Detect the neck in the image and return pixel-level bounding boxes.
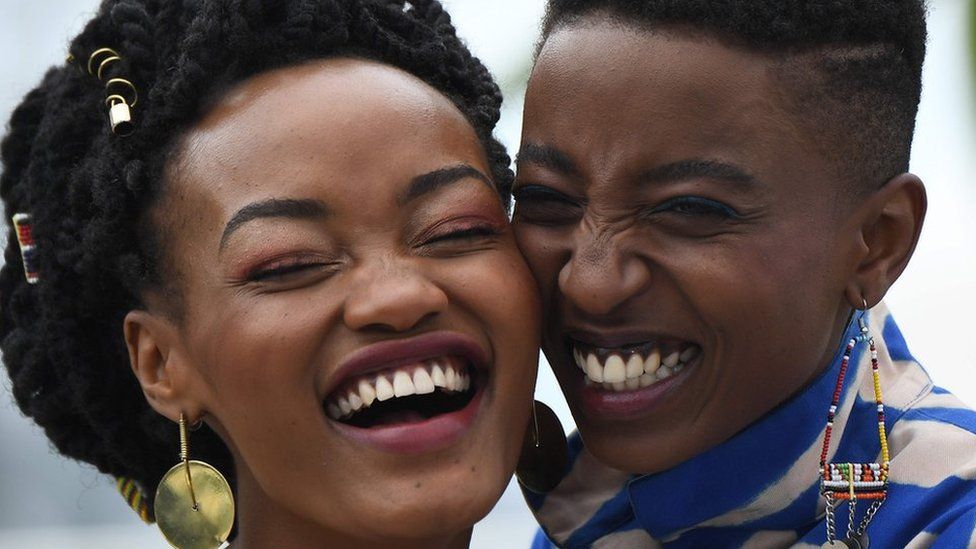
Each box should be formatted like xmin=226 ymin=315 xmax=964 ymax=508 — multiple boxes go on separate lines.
xmin=229 ymin=467 xmax=472 ymax=549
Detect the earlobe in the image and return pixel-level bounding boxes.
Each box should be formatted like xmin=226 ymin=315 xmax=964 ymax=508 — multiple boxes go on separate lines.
xmin=123 ymin=310 xmax=203 ymax=422
xmin=845 ymin=173 xmax=927 ymax=308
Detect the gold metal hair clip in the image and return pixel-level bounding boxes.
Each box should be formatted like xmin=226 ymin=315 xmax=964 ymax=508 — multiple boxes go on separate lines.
xmin=86 ymin=47 xmax=139 ymax=136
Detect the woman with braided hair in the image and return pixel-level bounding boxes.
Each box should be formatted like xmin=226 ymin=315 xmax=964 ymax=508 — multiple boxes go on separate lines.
xmin=0 ymin=0 xmax=542 ymax=547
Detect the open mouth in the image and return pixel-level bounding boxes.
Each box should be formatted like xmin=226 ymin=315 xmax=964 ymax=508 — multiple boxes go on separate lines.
xmin=570 ymin=340 xmax=701 ymax=392
xmin=324 ymin=356 xmax=478 ymax=428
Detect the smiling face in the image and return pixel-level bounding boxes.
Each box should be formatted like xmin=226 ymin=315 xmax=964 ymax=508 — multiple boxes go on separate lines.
xmin=512 ymin=22 xmax=863 ymax=474
xmin=137 ymin=59 xmax=539 ymax=546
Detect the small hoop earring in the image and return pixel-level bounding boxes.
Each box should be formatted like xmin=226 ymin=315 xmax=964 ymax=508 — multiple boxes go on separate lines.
xmin=516 ymin=400 xmax=569 ymax=493
xmin=154 ymin=414 xmax=235 ymax=549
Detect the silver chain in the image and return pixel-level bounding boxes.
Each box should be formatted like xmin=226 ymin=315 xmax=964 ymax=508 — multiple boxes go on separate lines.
xmin=826 ymin=493 xmax=882 ymax=543
xmin=855 ymin=499 xmax=884 ymax=537
xmin=824 ymin=494 xmax=837 ymax=543
xmin=847 ymin=498 xmax=857 ymax=539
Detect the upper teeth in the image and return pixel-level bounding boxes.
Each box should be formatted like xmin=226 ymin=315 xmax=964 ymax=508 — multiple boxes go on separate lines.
xmin=573 ymin=344 xmax=699 ymax=391
xmin=326 ymin=358 xmax=471 ymax=420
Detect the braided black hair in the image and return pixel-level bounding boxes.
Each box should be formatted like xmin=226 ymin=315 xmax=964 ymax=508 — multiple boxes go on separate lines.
xmin=541 ymin=0 xmax=928 ymax=192
xmin=0 ymin=0 xmax=511 ymax=521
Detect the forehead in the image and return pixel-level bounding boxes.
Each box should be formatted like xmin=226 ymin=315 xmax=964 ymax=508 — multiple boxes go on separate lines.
xmin=170 ymin=57 xmax=487 ymax=215
xmin=525 ymin=21 xmax=810 ymax=180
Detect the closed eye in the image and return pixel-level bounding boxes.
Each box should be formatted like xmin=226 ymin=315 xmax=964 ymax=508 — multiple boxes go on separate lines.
xmin=247 ymin=259 xmax=332 ymax=282
xmin=424 ymin=225 xmax=501 ymax=246
xmin=512 ymin=184 xmax=582 ymax=225
xmin=647 ymin=196 xmax=740 ymax=219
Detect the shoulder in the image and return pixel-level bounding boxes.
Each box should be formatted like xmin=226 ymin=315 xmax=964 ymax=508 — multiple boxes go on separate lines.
xmin=881 ymin=386 xmax=976 ymax=546
xmin=888 ymin=386 xmax=976 ymax=487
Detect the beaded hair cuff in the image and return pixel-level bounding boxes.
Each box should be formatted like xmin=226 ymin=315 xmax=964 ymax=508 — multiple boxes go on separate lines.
xmin=12 ymin=214 xmax=39 ymax=284
xmin=116 ymin=476 xmax=153 ymax=524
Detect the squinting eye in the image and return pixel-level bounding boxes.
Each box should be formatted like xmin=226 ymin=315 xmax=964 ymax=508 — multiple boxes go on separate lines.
xmin=248 ymin=259 xmax=328 ymax=282
xmin=650 ymin=196 xmax=739 ymax=218
xmin=512 ymin=184 xmax=582 ymax=225
xmin=424 ymin=225 xmax=500 ymax=246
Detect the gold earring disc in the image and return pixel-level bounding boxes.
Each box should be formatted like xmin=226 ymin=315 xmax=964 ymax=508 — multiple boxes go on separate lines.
xmin=155 ymin=460 xmax=234 ymax=549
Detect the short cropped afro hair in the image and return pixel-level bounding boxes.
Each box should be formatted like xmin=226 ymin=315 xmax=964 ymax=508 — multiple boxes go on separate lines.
xmin=1 ymin=0 xmax=510 ymax=522
xmin=541 ymin=0 xmax=928 ymax=192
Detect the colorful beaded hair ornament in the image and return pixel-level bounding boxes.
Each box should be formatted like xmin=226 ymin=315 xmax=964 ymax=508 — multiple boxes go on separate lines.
xmin=12 ymin=214 xmax=39 ymax=284
xmin=818 ymin=304 xmax=889 ymax=549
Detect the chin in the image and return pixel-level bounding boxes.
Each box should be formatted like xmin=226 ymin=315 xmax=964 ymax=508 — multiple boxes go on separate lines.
xmin=573 ymin=410 xmax=708 ymax=475
xmin=359 ymin=479 xmax=498 ymax=541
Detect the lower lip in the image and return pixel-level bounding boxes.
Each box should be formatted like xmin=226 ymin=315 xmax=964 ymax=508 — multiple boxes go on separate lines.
xmin=577 ymin=361 xmax=695 ymax=421
xmin=330 ymin=380 xmax=486 ymax=454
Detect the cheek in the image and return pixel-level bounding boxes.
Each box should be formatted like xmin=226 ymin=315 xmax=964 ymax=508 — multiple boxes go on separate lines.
xmin=512 ymin=224 xmax=566 ymax=308
xmin=449 ymin=245 xmax=540 ymax=337
xmin=183 ymin=292 xmax=330 ymax=447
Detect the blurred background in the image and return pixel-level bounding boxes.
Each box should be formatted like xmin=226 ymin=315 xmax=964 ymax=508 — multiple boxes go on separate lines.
xmin=0 ymin=0 xmax=974 ymax=547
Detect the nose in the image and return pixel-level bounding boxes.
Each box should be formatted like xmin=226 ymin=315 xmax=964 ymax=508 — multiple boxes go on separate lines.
xmin=343 ymin=258 xmax=449 ymax=332
xmin=558 ymin=232 xmax=651 ymax=316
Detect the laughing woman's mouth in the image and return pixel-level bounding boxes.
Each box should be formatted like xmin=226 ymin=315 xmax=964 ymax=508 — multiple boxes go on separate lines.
xmin=324 ymin=332 xmax=490 ymax=454
xmin=567 ymin=338 xmax=701 ymax=419
xmin=324 ymin=356 xmax=477 ymax=427
xmin=572 ymin=340 xmax=701 ymax=391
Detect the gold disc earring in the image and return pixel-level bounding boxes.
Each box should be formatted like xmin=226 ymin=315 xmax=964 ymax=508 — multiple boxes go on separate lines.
xmin=155 ymin=414 xmax=235 ymax=549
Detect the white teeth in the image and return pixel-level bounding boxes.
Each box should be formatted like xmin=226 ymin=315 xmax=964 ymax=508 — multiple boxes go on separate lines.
xmin=431 ymin=364 xmax=447 ymax=388
xmin=644 ymin=349 xmax=661 ymax=375
xmin=326 ymin=358 xmax=474 ymax=421
xmin=585 ymin=354 xmax=604 ymax=382
xmin=375 ymin=375 xmax=395 ymax=401
xmin=574 ymin=340 xmax=699 ymax=393
xmin=328 ymin=402 xmax=342 ymax=419
xmin=573 ymin=349 xmax=585 ymax=370
xmin=393 ymin=371 xmax=416 ymax=397
xmin=639 ymin=373 xmax=656 ymax=387
xmin=603 ymin=355 xmax=626 ymax=383
xmin=358 ymin=379 xmax=376 ymax=407
xmin=347 ymin=391 xmax=363 ymax=412
xmin=413 ymin=368 xmax=435 ymax=394
xmin=625 ymin=354 xmax=644 ymax=379
xmin=338 ymin=395 xmax=352 ymax=416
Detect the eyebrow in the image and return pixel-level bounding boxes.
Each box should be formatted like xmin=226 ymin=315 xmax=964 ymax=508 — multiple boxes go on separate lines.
xmin=515 ymin=142 xmax=581 ymax=178
xmin=398 ymin=164 xmax=495 ymax=205
xmin=637 ymin=159 xmax=756 ymax=186
xmin=219 ymin=198 xmax=329 ymax=250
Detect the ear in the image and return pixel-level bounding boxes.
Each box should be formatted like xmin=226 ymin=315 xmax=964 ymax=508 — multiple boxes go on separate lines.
xmin=844 ymin=173 xmax=927 ymax=308
xmin=124 ymin=310 xmax=206 ymax=422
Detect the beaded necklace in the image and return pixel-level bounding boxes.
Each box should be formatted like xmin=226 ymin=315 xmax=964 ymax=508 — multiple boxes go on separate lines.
xmin=819 ymin=312 xmax=889 ymax=549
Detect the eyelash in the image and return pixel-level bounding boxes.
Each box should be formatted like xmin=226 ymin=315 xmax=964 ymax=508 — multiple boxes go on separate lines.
xmin=647 ymin=196 xmax=740 ymax=219
xmin=513 ymin=184 xmax=578 ymax=204
xmin=424 ymin=224 xmax=501 ymax=246
xmin=511 ymin=185 xmax=582 ymax=225
xmin=247 ymin=257 xmax=328 ymax=282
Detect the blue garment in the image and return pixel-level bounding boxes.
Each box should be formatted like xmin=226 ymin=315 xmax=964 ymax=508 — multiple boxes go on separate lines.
xmin=525 ymin=305 xmax=976 ymax=548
